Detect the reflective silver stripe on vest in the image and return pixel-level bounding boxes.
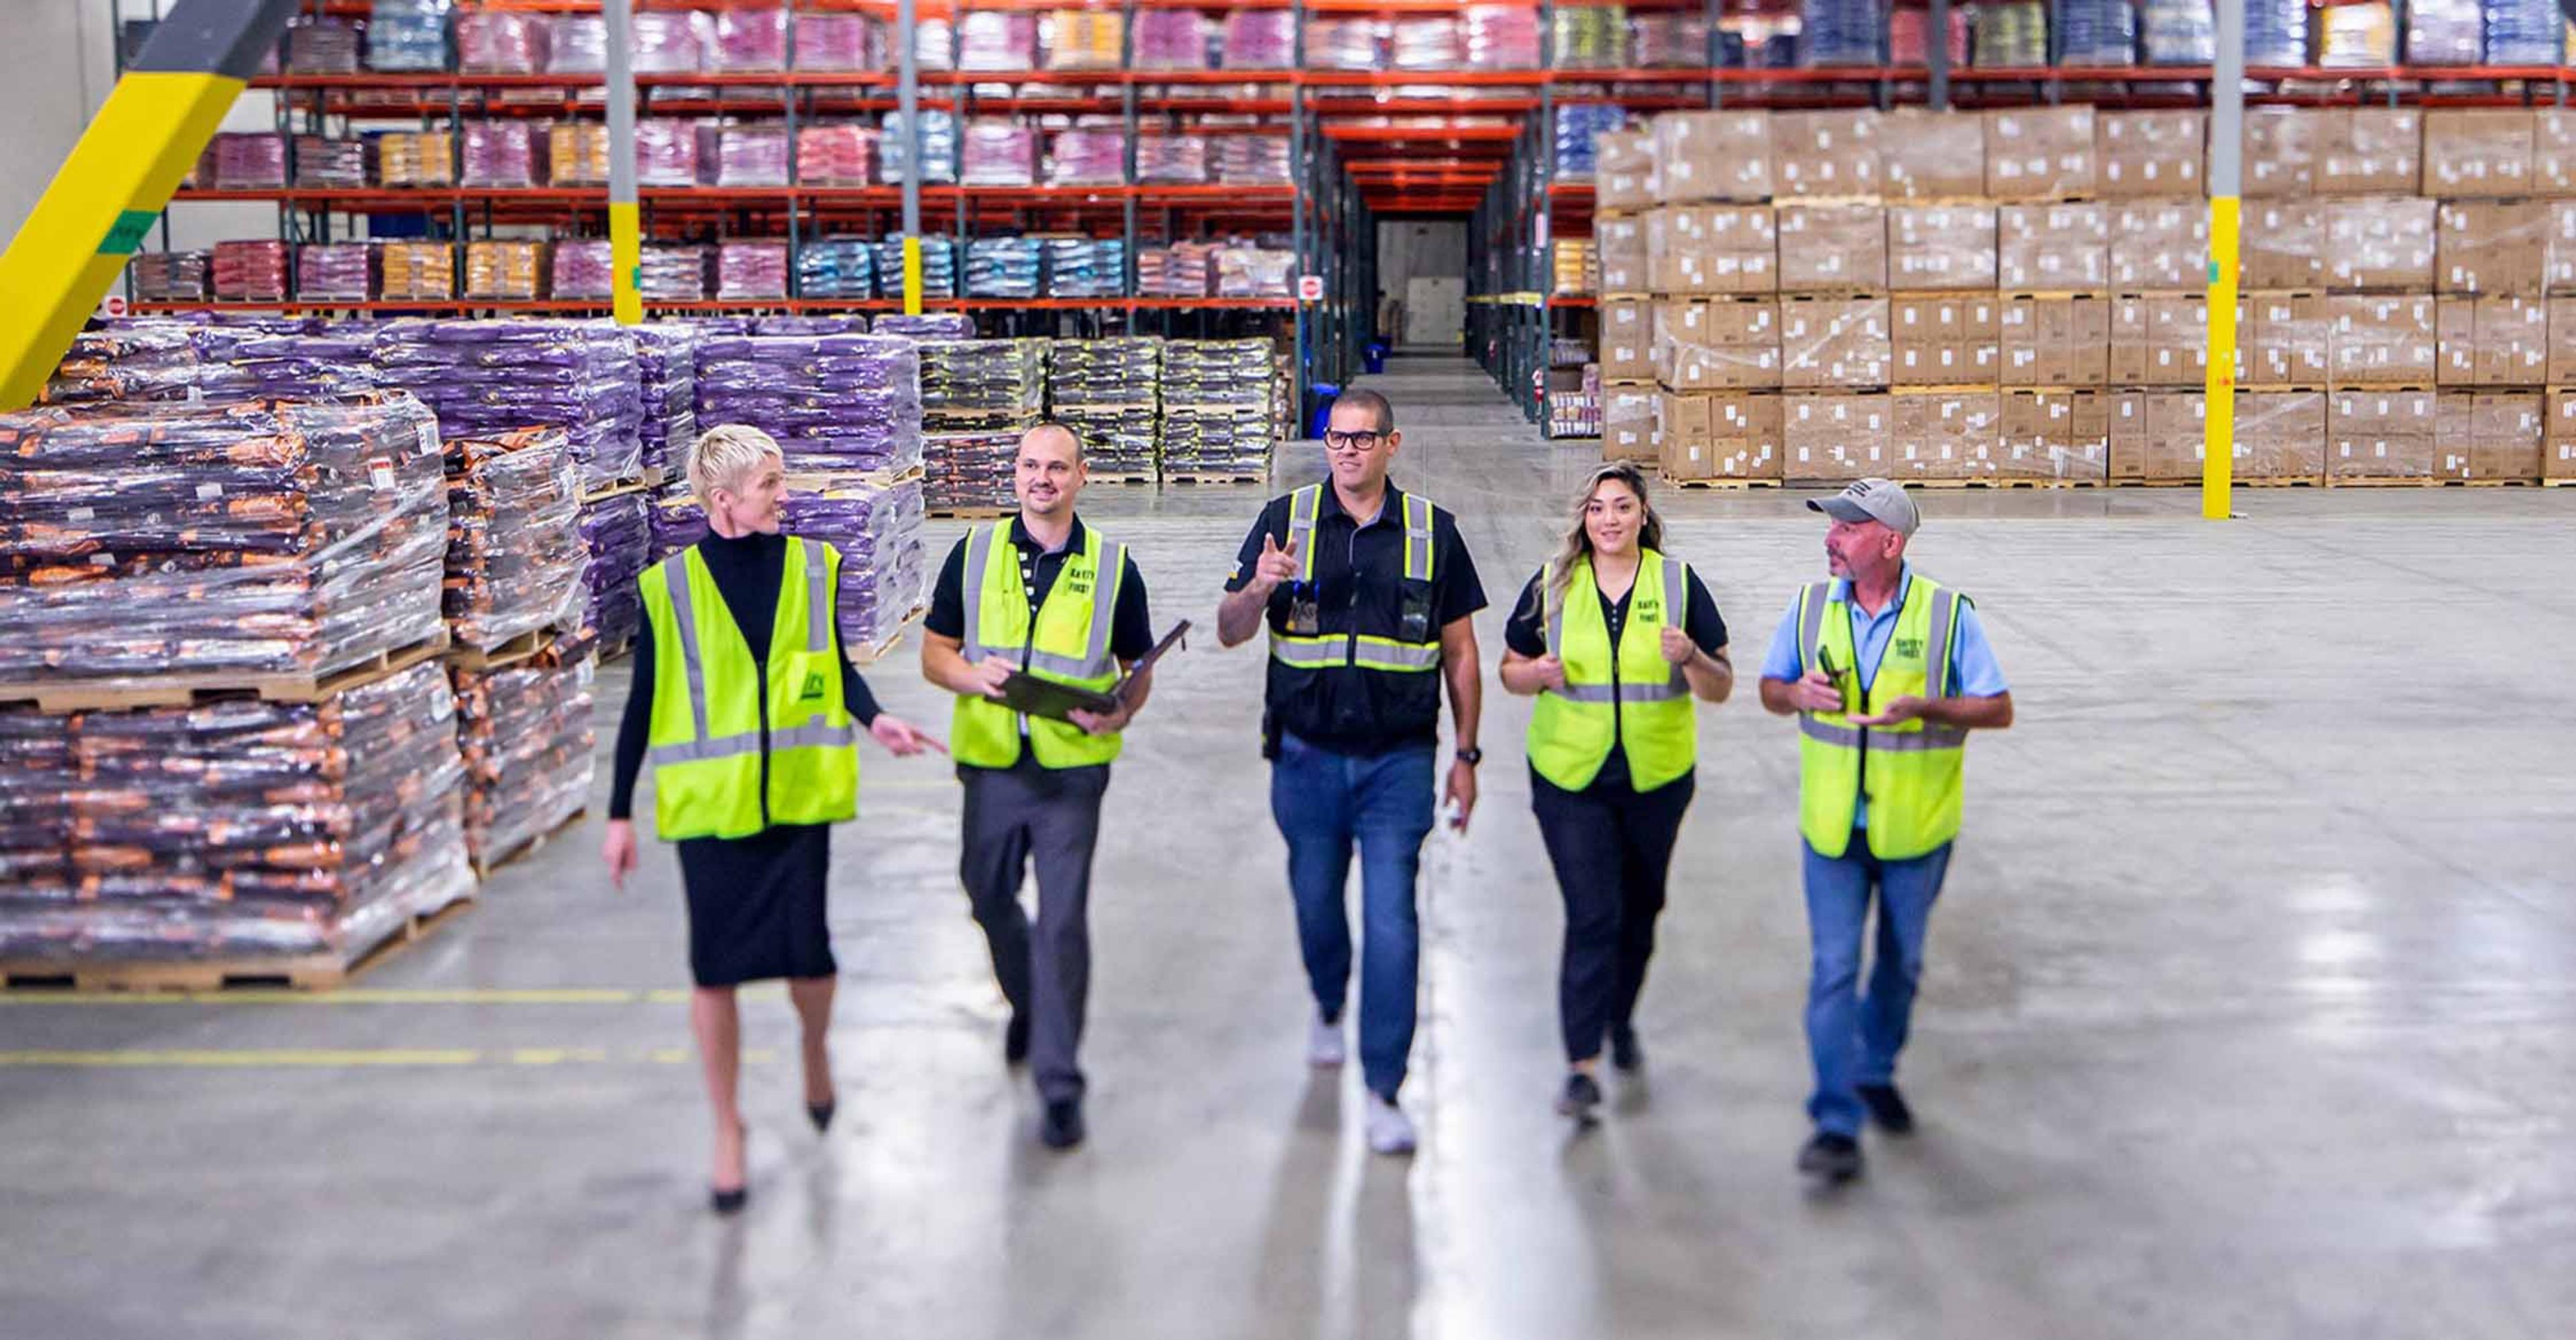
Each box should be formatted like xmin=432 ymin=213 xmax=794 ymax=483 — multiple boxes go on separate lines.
xmin=958 ymin=525 xmax=996 ymax=663
xmin=801 ymin=538 xmax=832 ymax=654
xmin=1287 ymin=486 xmax=1320 ymax=582
xmin=772 ymin=720 xmax=858 ymax=752
xmin=1401 ymin=493 xmax=1433 ymax=582
xmin=1350 ymin=636 xmax=1440 ymax=671
xmin=1269 ymin=634 xmax=1347 ymax=669
xmin=1075 ymin=538 xmax=1125 ymax=679
xmin=1657 ymin=556 xmax=1690 ymax=697
xmin=1798 ymin=717 xmax=1966 ymax=752
xmin=1924 ymin=587 xmax=1958 ymax=701
xmin=649 ymin=731 xmax=759 ymax=766
xmin=1543 ymin=570 xmax=1564 ymax=654
xmin=664 ymin=557 xmax=713 ymax=746
xmin=1798 ymin=579 xmax=1833 ymax=668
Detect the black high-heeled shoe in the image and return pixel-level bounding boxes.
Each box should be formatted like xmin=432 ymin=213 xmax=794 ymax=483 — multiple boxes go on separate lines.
xmin=710 ymin=1184 xmax=749 ymax=1215
xmin=806 ymin=1098 xmax=837 ymax=1133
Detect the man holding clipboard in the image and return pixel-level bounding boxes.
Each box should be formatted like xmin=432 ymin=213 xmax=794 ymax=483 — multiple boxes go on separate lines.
xmin=922 ymin=422 xmax=1161 ymax=1151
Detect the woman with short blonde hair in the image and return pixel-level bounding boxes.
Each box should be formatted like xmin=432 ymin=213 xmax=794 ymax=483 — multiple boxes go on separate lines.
xmin=603 ymin=423 xmax=943 ymax=1214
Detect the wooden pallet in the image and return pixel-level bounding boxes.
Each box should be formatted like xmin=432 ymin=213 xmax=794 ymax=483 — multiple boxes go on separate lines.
xmin=1892 ymin=384 xmax=2003 ymax=395
xmin=2139 ymin=476 xmax=2322 ymax=488
xmin=849 ymin=605 xmax=927 ymax=666
xmin=2544 ymin=478 xmax=2575 ymax=486
xmin=443 ymin=624 xmax=572 ymax=673
xmin=472 ymin=809 xmax=588 ymax=880
xmin=0 ymin=631 xmax=452 ymax=714
xmin=2324 ymin=476 xmax=2445 ymax=486
xmin=0 ymin=897 xmax=476 ymax=995
xmin=2002 ymin=291 xmax=2110 ymax=302
xmin=928 ymin=505 xmax=1012 ymax=520
xmin=580 ymin=466 xmax=667 ymax=503
xmin=1089 ymin=472 xmax=1159 ymax=486
xmin=596 ymin=635 xmax=635 ymax=666
xmin=1163 ymin=474 xmax=1267 ymax=486
xmin=1664 ymin=476 xmax=1782 ymax=488
xmin=1915 ymin=476 xmax=2108 ymax=488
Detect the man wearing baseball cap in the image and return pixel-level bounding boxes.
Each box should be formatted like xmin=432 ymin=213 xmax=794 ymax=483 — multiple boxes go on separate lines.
xmin=1758 ymin=479 xmax=2014 ymax=1182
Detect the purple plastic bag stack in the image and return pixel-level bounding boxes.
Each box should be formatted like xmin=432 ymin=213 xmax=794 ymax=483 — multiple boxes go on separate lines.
xmin=713 ymin=7 xmax=790 ymax=72
xmin=296 ymin=245 xmax=372 ymax=303
xmin=650 ymin=478 xmax=926 ymax=650
xmin=751 ymin=315 xmax=871 ymax=335
xmin=292 ymin=136 xmax=367 ymax=187
xmin=871 ymin=312 xmax=975 ymax=340
xmin=1134 ymin=10 xmax=1213 ymax=68
xmin=794 ymin=13 xmax=881 ymax=70
xmin=636 ymin=119 xmax=701 ymax=187
xmin=129 ymin=252 xmax=210 ymax=303
xmin=462 ymin=121 xmax=542 ymax=189
xmin=551 ymin=240 xmax=612 ymax=300
xmin=958 ymin=11 xmax=1040 ymax=68
xmin=707 ymin=123 xmax=792 ymax=187
xmin=641 ymin=246 xmax=710 ymax=301
xmin=285 ymin=19 xmax=362 ymax=72
xmin=1220 ymin=10 xmax=1296 ymax=68
xmin=45 ymin=318 xmax=376 ymax=406
xmin=372 ymin=319 xmax=644 ymax=491
xmin=456 ymin=10 xmax=550 ymax=73
xmin=694 ymin=332 xmax=924 ymax=476
xmin=546 ymin=15 xmax=605 ymax=72
xmin=211 ymin=132 xmax=287 ymax=189
xmin=629 ymin=324 xmax=700 ymax=480
xmin=1138 ymin=135 xmax=1210 ymax=184
xmin=962 ymin=120 xmax=1040 ymax=186
xmin=1216 ymin=136 xmax=1293 ymax=185
xmin=1046 ymin=129 xmax=1128 ymax=186
xmin=578 ymin=492 xmax=651 ymax=650
xmin=716 ymin=242 xmax=790 ymax=300
xmin=633 ymin=11 xmax=709 ymax=73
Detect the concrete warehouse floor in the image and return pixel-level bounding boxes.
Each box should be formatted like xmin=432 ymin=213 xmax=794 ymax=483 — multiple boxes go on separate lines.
xmin=3 ymin=356 xmax=2573 ymax=1340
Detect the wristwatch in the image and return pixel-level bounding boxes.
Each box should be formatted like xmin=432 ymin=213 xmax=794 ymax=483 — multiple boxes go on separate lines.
xmin=1454 ymin=747 xmax=1484 ymax=767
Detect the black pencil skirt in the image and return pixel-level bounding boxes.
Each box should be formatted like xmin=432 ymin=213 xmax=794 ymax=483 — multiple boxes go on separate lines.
xmin=677 ymin=823 xmax=838 ymax=988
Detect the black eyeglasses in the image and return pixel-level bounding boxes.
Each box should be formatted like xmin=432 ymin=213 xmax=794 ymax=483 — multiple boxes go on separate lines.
xmin=1323 ymin=429 xmax=1384 ymax=450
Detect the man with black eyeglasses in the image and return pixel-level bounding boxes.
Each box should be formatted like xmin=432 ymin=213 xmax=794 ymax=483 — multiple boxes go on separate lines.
xmin=1216 ymin=387 xmax=1487 ymax=1156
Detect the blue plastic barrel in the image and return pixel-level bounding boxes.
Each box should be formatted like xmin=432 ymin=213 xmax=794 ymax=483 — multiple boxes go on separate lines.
xmin=1363 ymin=342 xmax=1387 ymax=374
xmin=1308 ymin=384 xmax=1340 ymax=439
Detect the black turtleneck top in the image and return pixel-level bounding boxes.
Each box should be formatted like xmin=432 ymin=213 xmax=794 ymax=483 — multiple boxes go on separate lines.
xmin=609 ymin=529 xmax=883 ymax=821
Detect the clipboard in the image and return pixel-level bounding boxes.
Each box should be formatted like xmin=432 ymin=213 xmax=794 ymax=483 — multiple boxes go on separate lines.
xmin=996 ymin=620 xmax=1191 ymax=722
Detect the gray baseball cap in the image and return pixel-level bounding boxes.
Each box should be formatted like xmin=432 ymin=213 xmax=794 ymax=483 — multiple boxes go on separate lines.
xmin=1807 ymin=478 xmax=1920 ymax=537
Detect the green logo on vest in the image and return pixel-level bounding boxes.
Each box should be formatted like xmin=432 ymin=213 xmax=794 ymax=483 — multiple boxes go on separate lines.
xmin=800 ymin=671 xmax=827 ymax=701
xmin=1894 ymin=636 xmax=1925 ymax=660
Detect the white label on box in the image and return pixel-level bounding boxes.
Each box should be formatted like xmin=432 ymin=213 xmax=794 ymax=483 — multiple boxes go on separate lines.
xmin=196 ymin=482 xmax=223 ymax=501
xmin=67 ymin=506 xmax=95 ymax=522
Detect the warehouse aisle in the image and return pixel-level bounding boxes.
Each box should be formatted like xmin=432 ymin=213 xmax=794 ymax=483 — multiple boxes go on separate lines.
xmin=6 ymin=355 xmax=2575 ymax=1340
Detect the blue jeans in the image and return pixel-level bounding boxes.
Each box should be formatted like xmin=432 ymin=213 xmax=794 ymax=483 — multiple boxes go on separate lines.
xmin=1270 ymin=733 xmax=1438 ymax=1100
xmin=1803 ymin=836 xmax=1954 ymax=1137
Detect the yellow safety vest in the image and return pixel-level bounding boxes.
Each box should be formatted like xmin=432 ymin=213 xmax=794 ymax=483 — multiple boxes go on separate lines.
xmin=1527 ymin=550 xmax=1697 ymax=792
xmin=638 ymin=539 xmax=859 ymax=841
xmin=1266 ymin=483 xmax=1442 ymax=676
xmin=1796 ymin=574 xmax=1970 ymax=860
xmin=953 ymin=521 xmax=1127 ymax=769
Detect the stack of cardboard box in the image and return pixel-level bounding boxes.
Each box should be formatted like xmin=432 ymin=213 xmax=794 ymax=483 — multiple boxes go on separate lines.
xmin=1590 ymin=100 xmax=2576 ymax=486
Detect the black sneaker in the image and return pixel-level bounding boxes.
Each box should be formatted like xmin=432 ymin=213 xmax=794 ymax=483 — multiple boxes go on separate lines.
xmin=1039 ymin=1098 xmax=1085 ymax=1149
xmin=1797 ymin=1131 xmax=1864 ymax=1181
xmin=1556 ymin=1071 xmax=1604 ymax=1118
xmin=1005 ymin=1011 xmax=1031 ymax=1066
xmin=1858 ymin=1083 xmax=1915 ymax=1135
xmin=1607 ymin=1023 xmax=1644 ymax=1072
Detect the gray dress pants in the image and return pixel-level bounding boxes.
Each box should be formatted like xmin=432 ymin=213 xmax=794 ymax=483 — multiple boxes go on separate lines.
xmin=959 ymin=756 xmax=1110 ymax=1103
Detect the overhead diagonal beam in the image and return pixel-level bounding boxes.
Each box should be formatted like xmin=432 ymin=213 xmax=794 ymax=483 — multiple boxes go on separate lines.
xmin=0 ymin=0 xmax=297 ymax=409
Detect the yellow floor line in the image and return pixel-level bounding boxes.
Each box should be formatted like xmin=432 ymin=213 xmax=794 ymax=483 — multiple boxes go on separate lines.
xmin=0 ymin=985 xmax=782 ymax=1007
xmin=0 ymin=1047 xmax=777 ymax=1068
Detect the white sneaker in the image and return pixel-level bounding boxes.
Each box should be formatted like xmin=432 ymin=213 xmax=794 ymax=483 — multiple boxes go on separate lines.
xmin=1307 ymin=1013 xmax=1346 ymax=1068
xmin=1366 ymin=1094 xmax=1417 ymax=1155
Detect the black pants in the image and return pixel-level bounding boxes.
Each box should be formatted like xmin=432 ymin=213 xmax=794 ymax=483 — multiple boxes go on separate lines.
xmin=1531 ymin=768 xmax=1696 ymax=1066
xmin=959 ymin=756 xmax=1110 ymax=1103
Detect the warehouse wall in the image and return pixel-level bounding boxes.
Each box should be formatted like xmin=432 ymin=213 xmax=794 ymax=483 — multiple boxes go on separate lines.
xmin=0 ymin=2 xmax=275 ymax=256
xmin=1377 ymin=219 xmax=1468 ymax=346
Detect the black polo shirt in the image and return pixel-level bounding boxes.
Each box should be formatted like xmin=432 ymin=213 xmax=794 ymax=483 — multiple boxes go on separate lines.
xmin=926 ymin=515 xmax=1154 ymax=658
xmin=1226 ymin=480 xmax=1486 ymax=752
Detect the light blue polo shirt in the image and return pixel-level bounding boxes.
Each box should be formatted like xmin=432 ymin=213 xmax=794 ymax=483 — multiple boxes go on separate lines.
xmin=1760 ymin=564 xmax=2008 ymax=827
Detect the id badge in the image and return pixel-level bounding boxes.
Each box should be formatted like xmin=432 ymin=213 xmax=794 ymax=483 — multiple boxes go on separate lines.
xmin=1398 ymin=581 xmax=1434 ymax=643
xmin=1287 ymin=584 xmax=1321 ymax=636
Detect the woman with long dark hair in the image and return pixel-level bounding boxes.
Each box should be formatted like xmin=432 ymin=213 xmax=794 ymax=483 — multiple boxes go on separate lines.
xmin=1497 ymin=462 xmax=1733 ymax=1120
